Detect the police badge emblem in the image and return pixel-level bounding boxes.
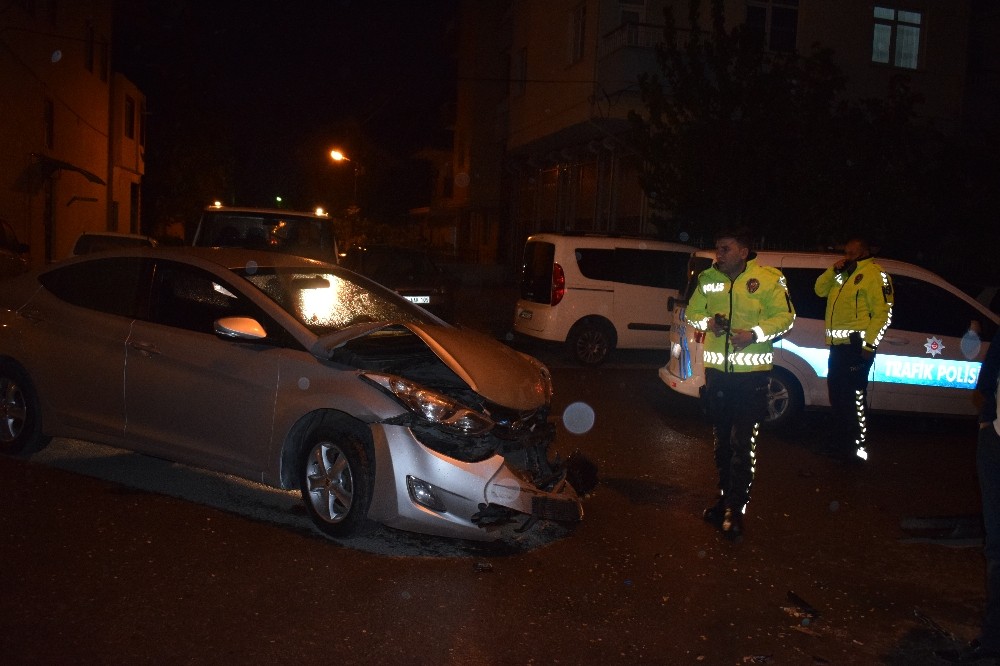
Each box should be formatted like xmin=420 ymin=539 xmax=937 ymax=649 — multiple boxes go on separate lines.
xmin=746 ymin=278 xmax=760 ymax=293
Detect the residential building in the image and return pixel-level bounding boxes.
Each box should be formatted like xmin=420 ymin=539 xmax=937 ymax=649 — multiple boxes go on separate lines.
xmin=0 ymin=0 xmax=143 ymax=268
xmin=440 ymin=0 xmax=984 ymax=269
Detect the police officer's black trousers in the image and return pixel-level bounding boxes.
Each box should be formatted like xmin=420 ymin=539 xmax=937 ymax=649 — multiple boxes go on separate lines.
xmin=978 ymin=423 xmax=1000 ymax=650
xmin=827 ymin=342 xmax=874 ymax=456
xmin=703 ymin=369 xmax=769 ymax=513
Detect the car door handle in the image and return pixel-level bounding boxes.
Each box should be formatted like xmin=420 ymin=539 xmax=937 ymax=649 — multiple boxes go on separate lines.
xmin=129 ymin=341 xmax=161 ymax=357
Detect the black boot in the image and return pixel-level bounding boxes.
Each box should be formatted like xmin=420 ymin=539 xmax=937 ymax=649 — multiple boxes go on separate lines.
xmin=702 ymin=499 xmax=726 ymax=528
xmin=722 ymin=508 xmax=744 ymax=542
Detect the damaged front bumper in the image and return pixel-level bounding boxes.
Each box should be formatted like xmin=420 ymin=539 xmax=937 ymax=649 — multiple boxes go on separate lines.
xmin=367 ymin=423 xmax=587 ymax=541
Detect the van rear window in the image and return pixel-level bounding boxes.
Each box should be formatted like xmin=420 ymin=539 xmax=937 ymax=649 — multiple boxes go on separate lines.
xmin=520 ymin=241 xmax=555 ymax=304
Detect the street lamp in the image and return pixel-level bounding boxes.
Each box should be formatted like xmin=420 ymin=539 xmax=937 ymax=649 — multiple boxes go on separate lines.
xmin=329 ymin=149 xmax=359 ymax=204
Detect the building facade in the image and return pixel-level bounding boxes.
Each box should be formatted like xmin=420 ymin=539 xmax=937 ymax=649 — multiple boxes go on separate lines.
xmin=0 ymin=0 xmax=143 ymax=268
xmin=441 ymin=0 xmax=981 ymax=269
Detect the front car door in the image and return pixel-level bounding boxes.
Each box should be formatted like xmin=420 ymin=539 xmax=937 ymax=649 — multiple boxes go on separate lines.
xmin=123 ymin=260 xmax=290 ymax=477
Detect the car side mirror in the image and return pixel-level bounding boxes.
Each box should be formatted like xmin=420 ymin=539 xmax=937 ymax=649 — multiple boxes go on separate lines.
xmin=214 ymin=316 xmax=267 ymax=341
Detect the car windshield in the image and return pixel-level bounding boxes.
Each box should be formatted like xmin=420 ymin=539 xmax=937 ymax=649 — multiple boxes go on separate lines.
xmin=237 ymin=265 xmax=439 ymax=335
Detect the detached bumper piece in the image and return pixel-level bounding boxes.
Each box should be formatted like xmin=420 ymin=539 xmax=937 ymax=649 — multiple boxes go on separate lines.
xmin=532 ymin=495 xmax=583 ymax=522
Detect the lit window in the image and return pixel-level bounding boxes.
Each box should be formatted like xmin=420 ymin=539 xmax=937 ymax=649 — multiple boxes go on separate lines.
xmin=872 ymin=6 xmax=921 ymax=69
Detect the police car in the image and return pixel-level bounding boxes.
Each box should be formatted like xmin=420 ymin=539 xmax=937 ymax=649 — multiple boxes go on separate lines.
xmin=660 ymin=250 xmax=999 ymax=427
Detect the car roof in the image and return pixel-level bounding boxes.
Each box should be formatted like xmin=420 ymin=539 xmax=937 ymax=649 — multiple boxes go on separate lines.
xmin=50 ymin=246 xmax=335 ymax=272
xmin=202 ymin=206 xmax=332 ymax=220
xmin=526 ymin=232 xmax=696 ymax=251
xmin=77 ymin=231 xmax=155 ymax=239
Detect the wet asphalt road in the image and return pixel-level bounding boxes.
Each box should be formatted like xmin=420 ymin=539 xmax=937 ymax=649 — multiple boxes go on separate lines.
xmin=0 ymin=285 xmax=990 ymax=665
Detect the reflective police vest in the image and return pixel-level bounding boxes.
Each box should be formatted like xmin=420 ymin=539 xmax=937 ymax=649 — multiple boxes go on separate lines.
xmin=686 ymin=258 xmax=796 ymax=373
xmin=814 ymin=257 xmax=894 ymax=353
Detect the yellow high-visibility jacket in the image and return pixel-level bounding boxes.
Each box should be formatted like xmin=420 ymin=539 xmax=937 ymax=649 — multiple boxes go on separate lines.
xmin=686 ymin=258 xmax=796 ymax=373
xmin=814 ymin=257 xmax=894 ymax=352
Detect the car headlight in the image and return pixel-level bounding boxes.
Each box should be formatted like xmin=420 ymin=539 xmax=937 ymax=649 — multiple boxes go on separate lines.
xmin=521 ymin=353 xmax=553 ymax=404
xmin=363 ymin=373 xmax=494 ymax=436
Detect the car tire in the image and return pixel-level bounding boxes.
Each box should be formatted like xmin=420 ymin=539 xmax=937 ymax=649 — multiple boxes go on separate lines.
xmin=763 ymin=367 xmax=804 ymax=430
xmin=567 ymin=319 xmax=616 ymax=366
xmin=298 ymin=428 xmax=375 ymax=538
xmin=0 ymin=360 xmax=51 ymax=455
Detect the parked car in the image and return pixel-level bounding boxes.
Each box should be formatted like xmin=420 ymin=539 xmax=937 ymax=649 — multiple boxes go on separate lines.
xmin=513 ymin=233 xmax=697 ymax=365
xmin=0 ymin=219 xmax=29 ymax=280
xmin=661 ymin=249 xmax=999 ymax=428
xmin=0 ymin=247 xmax=589 ymax=541
xmin=340 ymin=244 xmax=455 ymax=322
xmin=71 ymin=231 xmax=158 ymax=255
xmin=191 ymin=205 xmax=340 ymax=264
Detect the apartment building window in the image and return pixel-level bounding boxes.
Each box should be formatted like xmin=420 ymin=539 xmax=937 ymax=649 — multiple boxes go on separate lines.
xmin=139 ymin=101 xmax=147 ymax=147
xmin=124 ymin=96 xmax=136 ymax=140
xmin=619 ymin=0 xmax=646 ymax=25
xmin=43 ymin=98 xmax=54 ymax=149
xmin=569 ymin=3 xmax=586 ymax=64
xmin=872 ymin=6 xmax=921 ymax=69
xmin=746 ymin=0 xmax=799 ymax=53
xmin=512 ymin=46 xmax=527 ymax=97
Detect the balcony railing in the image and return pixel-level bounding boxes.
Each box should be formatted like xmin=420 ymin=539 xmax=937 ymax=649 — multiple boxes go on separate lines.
xmin=598 ymin=23 xmax=664 ymax=59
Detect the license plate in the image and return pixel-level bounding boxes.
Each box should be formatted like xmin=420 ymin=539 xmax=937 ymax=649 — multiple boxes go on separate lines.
xmin=405 ymin=295 xmax=431 ymax=304
xmin=519 ymin=309 xmax=533 ymax=320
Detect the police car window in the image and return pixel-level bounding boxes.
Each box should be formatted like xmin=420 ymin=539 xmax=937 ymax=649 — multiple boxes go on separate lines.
xmin=38 ymin=257 xmax=149 ymax=318
xmin=891 ymin=275 xmax=996 ymax=341
xmin=780 ymin=268 xmax=826 ymax=321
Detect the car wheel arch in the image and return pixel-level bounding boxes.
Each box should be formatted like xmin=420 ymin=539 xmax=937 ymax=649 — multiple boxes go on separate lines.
xmin=0 ymin=357 xmax=52 ymax=455
xmin=279 ymin=409 xmax=373 ymax=489
xmin=294 ymin=415 xmax=377 ymax=538
xmin=762 ymin=366 xmax=805 ymax=430
xmin=566 ymin=316 xmax=618 ymax=366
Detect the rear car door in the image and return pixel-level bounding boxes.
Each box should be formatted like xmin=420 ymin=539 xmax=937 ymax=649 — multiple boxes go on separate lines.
xmin=22 ymin=257 xmax=149 ymax=439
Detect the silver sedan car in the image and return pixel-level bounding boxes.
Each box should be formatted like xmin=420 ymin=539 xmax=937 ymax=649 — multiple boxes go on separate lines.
xmin=0 ymin=247 xmax=589 ymax=541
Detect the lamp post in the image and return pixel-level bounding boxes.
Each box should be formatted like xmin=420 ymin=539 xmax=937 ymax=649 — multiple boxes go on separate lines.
xmin=329 ymin=149 xmax=359 ymax=205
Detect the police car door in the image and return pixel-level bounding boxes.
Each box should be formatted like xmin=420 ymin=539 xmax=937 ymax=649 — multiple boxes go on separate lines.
xmin=868 ymin=273 xmax=996 ymax=417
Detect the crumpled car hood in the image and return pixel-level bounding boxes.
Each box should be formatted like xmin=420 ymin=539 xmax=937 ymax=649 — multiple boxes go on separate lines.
xmin=312 ymin=322 xmax=548 ymax=411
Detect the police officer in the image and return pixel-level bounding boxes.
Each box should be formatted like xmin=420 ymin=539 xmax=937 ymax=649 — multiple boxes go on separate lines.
xmin=814 ymin=238 xmax=894 ymax=462
xmin=686 ymin=228 xmax=795 ymax=541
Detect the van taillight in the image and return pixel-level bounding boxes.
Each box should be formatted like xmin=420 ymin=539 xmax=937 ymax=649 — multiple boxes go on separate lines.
xmin=551 ymin=263 xmax=565 ymax=306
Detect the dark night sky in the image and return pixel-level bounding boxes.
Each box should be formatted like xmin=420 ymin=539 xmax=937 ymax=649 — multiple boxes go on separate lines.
xmin=113 ymin=0 xmax=459 ymax=215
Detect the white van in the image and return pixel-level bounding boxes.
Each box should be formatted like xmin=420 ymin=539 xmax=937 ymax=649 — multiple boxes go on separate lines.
xmin=660 ymin=250 xmax=999 ymax=427
xmin=514 ymin=233 xmax=696 ymax=365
